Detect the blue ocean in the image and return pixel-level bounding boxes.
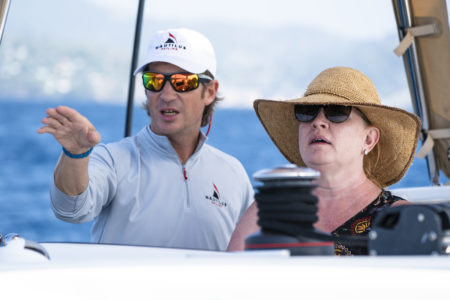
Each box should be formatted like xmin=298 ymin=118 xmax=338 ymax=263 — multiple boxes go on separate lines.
xmin=0 ymin=100 xmax=433 ymax=243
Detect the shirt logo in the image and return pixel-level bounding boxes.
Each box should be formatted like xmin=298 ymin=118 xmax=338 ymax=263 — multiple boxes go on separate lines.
xmin=205 ymin=183 xmax=227 ymax=208
xmin=155 ymin=32 xmax=187 ymax=51
xmin=351 ymin=217 xmax=372 ymax=234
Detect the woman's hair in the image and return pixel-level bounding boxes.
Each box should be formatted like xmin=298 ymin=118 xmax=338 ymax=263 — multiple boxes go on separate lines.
xmin=141 ymin=69 xmax=222 ymax=127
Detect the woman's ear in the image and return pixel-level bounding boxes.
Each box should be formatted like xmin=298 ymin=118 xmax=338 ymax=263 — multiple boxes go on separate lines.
xmin=365 ymin=126 xmax=380 ymax=151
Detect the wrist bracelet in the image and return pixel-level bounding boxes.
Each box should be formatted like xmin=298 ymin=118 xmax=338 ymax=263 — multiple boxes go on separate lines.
xmin=62 ymin=147 xmax=93 ymax=159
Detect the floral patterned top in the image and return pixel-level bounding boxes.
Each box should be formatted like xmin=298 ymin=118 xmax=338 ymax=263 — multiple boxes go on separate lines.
xmin=332 ymin=190 xmax=404 ymax=255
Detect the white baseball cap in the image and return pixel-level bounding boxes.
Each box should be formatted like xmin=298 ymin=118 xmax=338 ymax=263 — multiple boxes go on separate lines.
xmin=134 ymin=28 xmax=217 ymax=77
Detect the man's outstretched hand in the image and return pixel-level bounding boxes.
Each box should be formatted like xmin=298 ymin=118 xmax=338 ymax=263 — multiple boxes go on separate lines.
xmin=38 ymin=105 xmax=101 ymax=154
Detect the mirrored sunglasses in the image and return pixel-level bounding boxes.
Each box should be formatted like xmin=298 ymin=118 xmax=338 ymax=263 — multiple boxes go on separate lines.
xmin=294 ymin=105 xmax=353 ymax=123
xmin=142 ymin=72 xmax=212 ymax=93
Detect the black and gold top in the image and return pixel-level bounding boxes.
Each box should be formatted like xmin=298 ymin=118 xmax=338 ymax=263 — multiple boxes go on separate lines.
xmin=332 ymin=190 xmax=404 ymax=255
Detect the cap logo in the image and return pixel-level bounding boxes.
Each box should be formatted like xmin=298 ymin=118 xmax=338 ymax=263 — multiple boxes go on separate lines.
xmin=155 ymin=32 xmax=187 ymax=51
xmin=167 ymin=32 xmax=177 ymax=43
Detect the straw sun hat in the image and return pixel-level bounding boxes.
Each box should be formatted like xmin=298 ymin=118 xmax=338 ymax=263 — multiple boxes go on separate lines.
xmin=254 ymin=66 xmax=421 ymax=187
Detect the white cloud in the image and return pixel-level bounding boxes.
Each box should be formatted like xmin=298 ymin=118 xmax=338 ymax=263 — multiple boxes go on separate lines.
xmin=83 ymin=0 xmax=137 ymax=19
xmin=219 ymin=86 xmax=261 ymax=109
xmin=85 ymin=0 xmax=398 ymax=40
xmin=382 ymin=88 xmax=414 ymax=112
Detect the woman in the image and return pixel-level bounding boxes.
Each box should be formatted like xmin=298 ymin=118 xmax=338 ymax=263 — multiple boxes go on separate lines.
xmin=228 ymin=66 xmax=421 ymax=255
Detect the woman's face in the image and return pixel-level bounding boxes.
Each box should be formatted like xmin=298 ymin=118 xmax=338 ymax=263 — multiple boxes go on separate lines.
xmin=298 ymin=107 xmax=377 ymax=171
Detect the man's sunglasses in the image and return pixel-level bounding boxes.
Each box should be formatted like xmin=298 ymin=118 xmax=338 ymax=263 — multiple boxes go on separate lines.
xmin=294 ymin=105 xmax=353 ymax=123
xmin=142 ymin=72 xmax=212 ymax=93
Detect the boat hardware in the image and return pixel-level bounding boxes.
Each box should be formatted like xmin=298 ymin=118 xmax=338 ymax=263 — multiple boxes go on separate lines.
xmin=245 ymin=165 xmax=335 ymax=255
xmin=369 ymin=202 xmax=450 ymax=255
xmin=0 ymin=0 xmax=11 ymax=45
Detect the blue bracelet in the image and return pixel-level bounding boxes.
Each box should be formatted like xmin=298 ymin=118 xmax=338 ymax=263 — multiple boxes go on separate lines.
xmin=62 ymin=147 xmax=93 ymax=159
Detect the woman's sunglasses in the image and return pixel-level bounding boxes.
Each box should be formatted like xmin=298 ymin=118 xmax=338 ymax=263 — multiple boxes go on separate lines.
xmin=142 ymin=72 xmax=212 ymax=93
xmin=295 ymin=105 xmax=353 ymax=123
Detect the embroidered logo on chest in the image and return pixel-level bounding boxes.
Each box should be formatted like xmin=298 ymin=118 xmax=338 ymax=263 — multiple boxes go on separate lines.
xmin=204 ymin=183 xmax=227 ymax=208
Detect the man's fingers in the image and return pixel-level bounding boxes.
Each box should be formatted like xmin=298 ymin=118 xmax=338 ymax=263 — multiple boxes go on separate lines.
xmin=39 ymin=106 xmax=100 ymax=151
xmin=41 ymin=117 xmax=64 ymax=129
xmin=54 ymin=106 xmax=96 ymax=132
xmin=37 ymin=126 xmax=56 ymax=135
xmin=46 ymin=107 xmax=72 ymax=126
xmin=55 ymin=106 xmax=82 ymax=123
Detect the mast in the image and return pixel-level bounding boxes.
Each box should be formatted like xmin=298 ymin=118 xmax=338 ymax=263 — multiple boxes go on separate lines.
xmin=124 ymin=0 xmax=145 ymax=137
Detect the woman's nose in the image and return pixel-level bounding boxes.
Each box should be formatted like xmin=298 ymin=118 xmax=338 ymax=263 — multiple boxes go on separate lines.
xmin=312 ymin=109 xmax=329 ymax=128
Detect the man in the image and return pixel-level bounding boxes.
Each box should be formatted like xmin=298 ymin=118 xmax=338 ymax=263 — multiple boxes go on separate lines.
xmin=38 ymin=28 xmax=254 ymax=251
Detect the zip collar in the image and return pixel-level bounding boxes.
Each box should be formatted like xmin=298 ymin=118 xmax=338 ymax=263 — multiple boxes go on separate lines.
xmin=140 ymin=126 xmax=207 ymax=164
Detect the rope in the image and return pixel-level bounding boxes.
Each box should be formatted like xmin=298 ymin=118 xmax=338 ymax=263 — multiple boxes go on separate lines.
xmin=255 ymin=185 xmax=368 ymax=248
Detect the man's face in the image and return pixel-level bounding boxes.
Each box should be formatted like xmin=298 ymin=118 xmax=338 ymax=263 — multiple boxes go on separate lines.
xmin=144 ymin=62 xmax=216 ymax=142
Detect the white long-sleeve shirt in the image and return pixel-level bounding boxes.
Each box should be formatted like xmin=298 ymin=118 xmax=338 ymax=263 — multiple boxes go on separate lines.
xmin=50 ymin=126 xmax=254 ymax=251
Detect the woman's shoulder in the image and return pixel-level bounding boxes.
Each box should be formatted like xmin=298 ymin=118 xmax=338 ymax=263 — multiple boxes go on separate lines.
xmin=332 ymin=189 xmax=405 ymax=255
xmin=374 ymin=189 xmax=407 ymax=207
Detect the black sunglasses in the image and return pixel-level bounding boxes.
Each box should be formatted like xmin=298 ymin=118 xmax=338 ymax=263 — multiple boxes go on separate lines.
xmin=142 ymin=72 xmax=212 ymax=93
xmin=294 ymin=105 xmax=353 ymax=123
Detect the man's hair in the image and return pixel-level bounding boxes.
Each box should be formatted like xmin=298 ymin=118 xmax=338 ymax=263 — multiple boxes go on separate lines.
xmin=141 ymin=69 xmax=222 ymax=127
xmin=198 ymin=70 xmax=222 ymax=127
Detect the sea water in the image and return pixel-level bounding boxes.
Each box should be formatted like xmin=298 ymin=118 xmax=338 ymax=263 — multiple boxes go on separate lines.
xmin=0 ymin=100 xmax=434 ymax=242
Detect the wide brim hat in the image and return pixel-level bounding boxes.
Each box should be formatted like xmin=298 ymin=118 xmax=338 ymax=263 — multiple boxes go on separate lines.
xmin=254 ymin=67 xmax=421 ymax=187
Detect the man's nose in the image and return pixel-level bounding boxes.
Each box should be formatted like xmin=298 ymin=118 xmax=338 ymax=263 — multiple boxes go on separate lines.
xmin=159 ymin=80 xmax=177 ymax=102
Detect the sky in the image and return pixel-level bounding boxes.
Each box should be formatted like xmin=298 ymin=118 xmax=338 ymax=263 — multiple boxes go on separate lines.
xmin=1 ymin=0 xmax=449 ymax=109
xmin=86 ymin=0 xmax=397 ymax=40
